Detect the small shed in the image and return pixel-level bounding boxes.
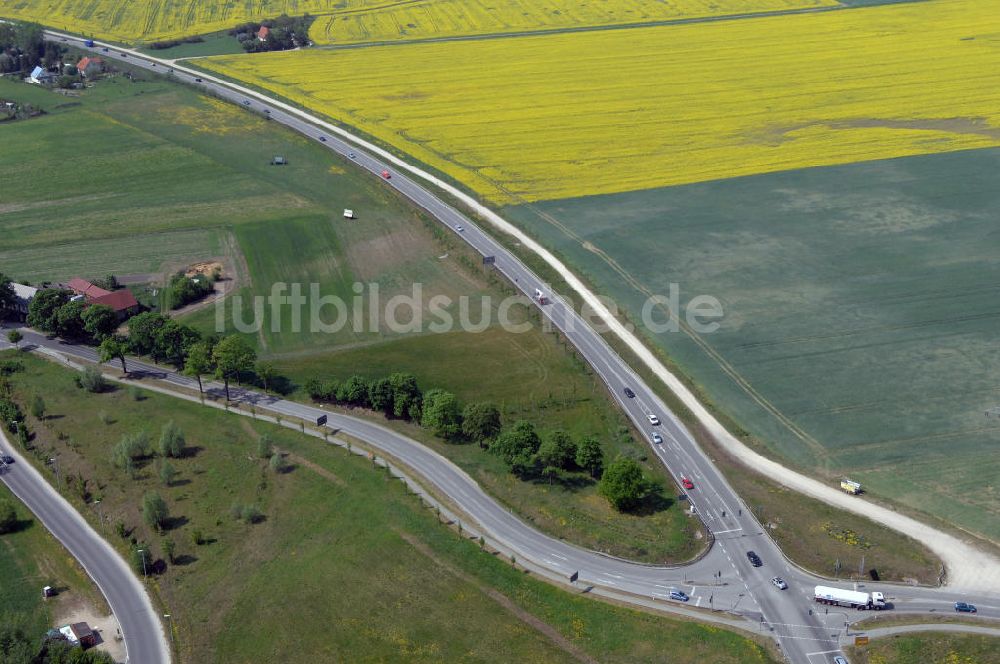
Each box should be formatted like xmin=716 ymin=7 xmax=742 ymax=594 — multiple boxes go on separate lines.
xmin=58 ymin=622 xmax=96 ymax=649
xmin=343 ymin=209 xmax=355 ymax=219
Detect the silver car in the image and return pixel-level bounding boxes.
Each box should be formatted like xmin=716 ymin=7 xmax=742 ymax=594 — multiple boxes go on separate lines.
xmin=770 ymin=577 xmax=788 ymax=590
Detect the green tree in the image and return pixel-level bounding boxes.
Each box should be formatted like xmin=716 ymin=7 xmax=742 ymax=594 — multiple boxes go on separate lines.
xmin=142 ymin=491 xmax=169 ymax=533
xmin=126 ymin=311 xmax=167 ymax=356
xmin=489 ymin=420 xmax=540 ymax=475
xmin=6 ymin=329 xmax=23 ymax=349
xmin=536 ymin=430 xmax=576 ymax=470
xmin=256 ymin=433 xmax=273 ymax=459
xmin=158 ymin=421 xmax=184 ymax=458
xmin=256 ymin=361 xmax=276 ymax=392
xmin=421 ymin=389 xmax=463 ymax=440
xmin=212 ymin=335 xmax=256 ymax=400
xmin=183 ymin=341 xmax=213 ymax=394
xmin=81 ymin=303 xmax=118 ymax=341
xmin=367 ymin=377 xmax=393 ymax=413
xmin=0 ymin=497 xmax=17 ymax=534
xmin=30 ymin=394 xmax=45 ymax=420
xmin=55 ymin=299 xmax=87 ymax=339
xmin=337 ymin=374 xmax=369 ymax=406
xmin=0 ymin=273 xmax=15 ymax=321
xmin=462 ymin=402 xmax=502 ymax=447
xmin=162 ymin=537 xmax=176 ymax=564
xmin=598 ymin=457 xmax=649 ymax=512
xmin=154 ymin=319 xmax=200 ymax=368
xmin=26 ymin=288 xmax=70 ymax=333
xmin=575 ymin=436 xmax=604 ymax=478
xmin=388 ymin=372 xmax=421 ymax=419
xmin=159 ymin=461 xmax=177 ymax=487
xmin=99 ymin=335 xmax=129 ymax=374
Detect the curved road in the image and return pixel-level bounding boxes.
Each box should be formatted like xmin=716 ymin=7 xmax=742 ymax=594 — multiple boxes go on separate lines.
xmin=0 ymin=429 xmax=170 ymax=664
xmin=10 ymin=30 xmax=1000 ymax=664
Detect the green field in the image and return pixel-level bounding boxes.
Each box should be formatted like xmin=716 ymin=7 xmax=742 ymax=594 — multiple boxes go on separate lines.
xmin=847 ymin=632 xmax=1000 ymax=664
xmin=0 ymin=71 xmax=697 ymax=561
xmin=505 ymin=147 xmax=1000 ymax=543
xmin=2 ymin=352 xmax=777 ymax=663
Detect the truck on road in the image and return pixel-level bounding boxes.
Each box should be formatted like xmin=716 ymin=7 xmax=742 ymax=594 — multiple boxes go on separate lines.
xmin=534 ymin=288 xmax=549 ymax=305
xmin=840 ymin=479 xmax=862 ymax=495
xmin=814 ymin=585 xmax=886 ymax=610
xmin=84 ymin=39 xmax=95 ymax=47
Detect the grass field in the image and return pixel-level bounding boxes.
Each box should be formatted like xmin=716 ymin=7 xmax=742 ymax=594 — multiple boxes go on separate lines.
xmin=2 ymin=352 xmax=777 ymax=663
xmin=505 ymin=147 xmax=1000 ymax=544
xmin=2 ymin=71 xmax=696 ymax=561
xmin=309 ymin=0 xmax=838 ymax=45
xmin=201 ymin=0 xmax=1000 ymax=204
xmin=846 ymin=632 xmax=1000 ymax=664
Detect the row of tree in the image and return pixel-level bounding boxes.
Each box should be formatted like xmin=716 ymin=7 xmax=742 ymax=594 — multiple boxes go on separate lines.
xmin=230 ymin=14 xmax=312 ymax=52
xmin=0 ymin=21 xmax=63 ymax=75
xmin=165 ymin=272 xmax=215 ymax=310
xmin=27 ymin=289 xmax=120 ymax=342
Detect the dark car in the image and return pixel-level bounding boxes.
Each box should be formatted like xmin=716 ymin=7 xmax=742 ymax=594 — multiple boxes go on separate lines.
xmin=194 ymin=77 xmax=203 ymax=82
xmin=747 ymin=551 xmax=762 ymax=567
xmin=955 ymin=602 xmax=977 ymax=613
xmin=1 ymin=454 xmax=14 ymax=464
xmin=624 ymin=387 xmax=636 ymax=398
xmin=319 ymin=136 xmax=327 ymax=142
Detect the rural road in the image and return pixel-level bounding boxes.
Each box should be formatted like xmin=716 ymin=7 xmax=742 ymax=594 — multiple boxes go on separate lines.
xmin=0 ymin=429 xmax=170 ymax=664
xmin=9 ymin=29 xmax=1000 ymax=663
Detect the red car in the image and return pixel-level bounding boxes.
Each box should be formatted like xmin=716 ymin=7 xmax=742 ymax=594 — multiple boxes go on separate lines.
xmin=381 ymin=170 xmax=391 ymax=179
xmin=681 ymin=477 xmax=694 ymax=490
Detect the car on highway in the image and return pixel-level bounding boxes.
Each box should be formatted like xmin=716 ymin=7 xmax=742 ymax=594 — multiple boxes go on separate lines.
xmin=382 ymin=170 xmax=392 ymax=179
xmin=651 ymin=432 xmax=663 ymax=444
xmin=319 ymin=136 xmax=327 ymax=142
xmin=121 ymin=53 xmax=127 ymax=58
xmin=0 ymin=454 xmax=13 ymax=464
xmin=242 ymin=100 xmax=251 ymax=106
xmin=151 ymin=63 xmax=156 ymax=67
xmin=747 ymin=551 xmax=762 ymax=567
xmin=194 ymin=77 xmax=202 ymax=82
xmin=770 ymin=577 xmax=788 ymax=590
xmin=623 ymin=387 xmax=635 ymax=398
xmin=954 ymin=602 xmax=977 ymax=613
xmin=669 ymin=590 xmax=689 ymax=602
xmin=647 ymin=413 xmax=660 ymax=425
xmin=455 ymin=225 xmax=465 ymax=232
xmin=102 ymin=48 xmax=109 ymax=52
xmin=681 ymin=477 xmax=694 ymax=490
xmin=348 ymin=152 xmax=356 ymax=159
xmin=833 ymin=657 xmax=848 ymax=664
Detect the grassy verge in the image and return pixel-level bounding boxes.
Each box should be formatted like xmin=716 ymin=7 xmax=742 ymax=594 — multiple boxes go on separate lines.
xmin=0 ymin=482 xmax=106 ymax=634
xmin=138 ymin=32 xmax=243 ymax=59
xmin=2 ymin=351 xmax=777 ymax=663
xmin=846 ymin=632 xmax=1000 ymax=664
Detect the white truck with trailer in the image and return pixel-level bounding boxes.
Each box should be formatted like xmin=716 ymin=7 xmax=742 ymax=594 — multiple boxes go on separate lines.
xmin=814 ymin=585 xmax=886 ymax=610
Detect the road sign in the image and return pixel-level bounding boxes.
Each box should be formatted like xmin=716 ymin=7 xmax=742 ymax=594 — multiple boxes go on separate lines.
xmin=854 ymin=636 xmax=869 ymax=646
xmin=316 ymin=414 xmax=328 ymax=426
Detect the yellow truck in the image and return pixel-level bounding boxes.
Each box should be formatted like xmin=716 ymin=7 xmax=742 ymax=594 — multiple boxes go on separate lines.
xmin=840 ymin=479 xmax=862 ymax=495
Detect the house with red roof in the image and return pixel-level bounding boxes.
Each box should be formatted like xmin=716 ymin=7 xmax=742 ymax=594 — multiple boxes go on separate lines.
xmin=76 ymin=56 xmax=104 ymax=78
xmin=256 ymin=26 xmax=270 ymax=41
xmin=65 ymin=278 xmax=139 ymax=320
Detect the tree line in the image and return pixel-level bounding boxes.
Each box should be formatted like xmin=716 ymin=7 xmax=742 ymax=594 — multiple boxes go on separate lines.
xmin=306 ymin=374 xmax=656 ymax=512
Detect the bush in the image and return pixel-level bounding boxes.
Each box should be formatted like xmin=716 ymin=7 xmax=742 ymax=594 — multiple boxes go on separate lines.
xmin=269 ymin=453 xmax=287 ymax=473
xmin=129 ymin=385 xmax=145 ymax=401
xmin=80 ymin=365 xmax=107 ymax=393
xmin=142 ymin=492 xmax=169 ymax=532
xmin=231 ymin=502 xmax=264 ymax=524
xmin=158 ymin=421 xmax=185 ymax=458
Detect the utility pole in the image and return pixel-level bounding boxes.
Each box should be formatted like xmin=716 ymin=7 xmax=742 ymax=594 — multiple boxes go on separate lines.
xmin=163 ymin=614 xmax=175 ymax=651
xmin=137 ymin=548 xmax=147 ymax=580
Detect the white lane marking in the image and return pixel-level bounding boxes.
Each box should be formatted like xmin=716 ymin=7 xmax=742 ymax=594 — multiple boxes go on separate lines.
xmin=712 ymin=528 xmax=744 ymax=534
xmin=689 ymin=586 xmax=697 ymax=594
xmin=549 ymin=552 xmax=568 ymax=561
xmin=805 ymin=650 xmax=842 ymax=657
xmin=695 ymin=596 xmax=702 ymax=607
xmin=603 ymin=573 xmax=624 ymax=579
xmin=655 ymin=584 xmax=673 ymax=590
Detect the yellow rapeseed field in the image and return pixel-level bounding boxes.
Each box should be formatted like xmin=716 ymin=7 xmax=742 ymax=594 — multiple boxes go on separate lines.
xmin=0 ymin=0 xmax=373 ymax=44
xmin=202 ymin=0 xmax=1000 ymax=204
xmin=309 ymin=0 xmax=838 ymax=45
xmin=0 ymin=0 xmax=835 ymax=45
